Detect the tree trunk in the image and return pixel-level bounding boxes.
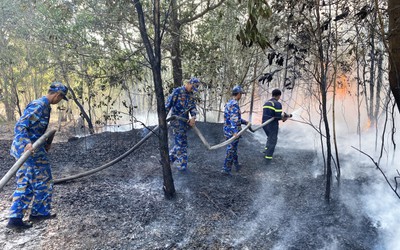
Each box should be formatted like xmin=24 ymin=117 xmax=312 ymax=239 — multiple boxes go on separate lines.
xmin=369 ymin=11 xmax=376 ymax=126
xmin=59 ymin=63 xmax=95 ymax=134
xmin=3 ymin=75 xmax=17 ymax=121
xmin=375 ymin=51 xmax=383 ymax=150
xmin=332 ymin=8 xmax=340 ymax=181
xmin=355 ymin=26 xmax=362 ymax=148
xmin=203 ymin=84 xmax=207 ymax=122
xmin=388 ymin=0 xmax=400 ymax=113
xmin=170 ymin=0 xmax=183 ymax=89
xmin=375 ymin=51 xmax=383 ymax=119
xmin=249 ymin=57 xmax=258 ymax=122
xmin=133 ymin=0 xmax=175 ymax=198
xmin=315 ymin=4 xmax=332 ymax=202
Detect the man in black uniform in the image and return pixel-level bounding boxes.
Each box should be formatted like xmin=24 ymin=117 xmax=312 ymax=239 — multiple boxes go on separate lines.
xmin=262 ymin=89 xmax=291 ymax=161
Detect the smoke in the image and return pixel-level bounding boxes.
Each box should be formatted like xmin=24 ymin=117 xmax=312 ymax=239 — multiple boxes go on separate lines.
xmin=234 ymin=181 xmax=285 ymax=245
xmin=285 ymin=113 xmax=400 ymax=250
xmin=246 ymin=88 xmax=400 ymax=249
xmin=362 ymin=180 xmax=400 ymax=250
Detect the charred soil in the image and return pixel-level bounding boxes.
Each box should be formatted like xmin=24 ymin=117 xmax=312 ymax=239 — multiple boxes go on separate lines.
xmin=0 ymin=122 xmax=379 ymax=249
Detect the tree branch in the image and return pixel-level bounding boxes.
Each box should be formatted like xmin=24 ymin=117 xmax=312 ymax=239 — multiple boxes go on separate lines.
xmin=352 ymin=146 xmax=400 ymax=199
xmin=179 ymin=0 xmax=226 ymax=24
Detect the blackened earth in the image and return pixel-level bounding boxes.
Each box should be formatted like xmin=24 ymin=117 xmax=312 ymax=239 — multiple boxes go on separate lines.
xmin=0 ymin=122 xmax=379 ymax=249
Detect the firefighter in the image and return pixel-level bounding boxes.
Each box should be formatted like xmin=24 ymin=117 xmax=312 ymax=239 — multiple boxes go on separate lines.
xmin=262 ymin=89 xmax=291 ymax=162
xmin=222 ymin=85 xmax=248 ymax=175
xmin=7 ymin=82 xmax=68 ymax=230
xmin=165 ymin=77 xmax=200 ymax=171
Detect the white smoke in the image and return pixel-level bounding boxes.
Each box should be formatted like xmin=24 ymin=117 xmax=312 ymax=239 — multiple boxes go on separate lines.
xmin=244 ymin=84 xmax=400 ymax=249
xmin=363 ymin=182 xmax=400 ymax=250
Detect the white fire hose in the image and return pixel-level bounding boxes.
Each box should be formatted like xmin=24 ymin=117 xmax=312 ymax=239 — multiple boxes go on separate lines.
xmin=53 ymin=116 xmax=277 ymax=183
xmin=0 ymin=129 xmax=56 ymax=192
xmin=1 ymin=116 xmax=280 ymax=186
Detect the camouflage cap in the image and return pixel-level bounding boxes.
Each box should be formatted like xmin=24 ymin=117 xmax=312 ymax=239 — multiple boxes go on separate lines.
xmin=188 ymin=77 xmax=200 ymax=91
xmin=49 ymin=82 xmax=68 ymax=101
xmin=232 ymin=85 xmax=245 ymax=94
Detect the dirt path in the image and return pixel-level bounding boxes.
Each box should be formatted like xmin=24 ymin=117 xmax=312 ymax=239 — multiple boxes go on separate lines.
xmin=0 ymin=122 xmax=378 ymax=249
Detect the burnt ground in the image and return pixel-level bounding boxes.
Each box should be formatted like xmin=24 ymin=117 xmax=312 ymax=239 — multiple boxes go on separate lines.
xmin=0 ymin=122 xmax=379 ymax=249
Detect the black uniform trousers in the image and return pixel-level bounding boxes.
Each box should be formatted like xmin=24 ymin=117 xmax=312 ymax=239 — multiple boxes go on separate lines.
xmin=263 ymin=122 xmax=279 ymax=159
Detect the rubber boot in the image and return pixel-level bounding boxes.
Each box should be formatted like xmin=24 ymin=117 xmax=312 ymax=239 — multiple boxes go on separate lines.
xmin=6 ymin=218 xmax=33 ymax=230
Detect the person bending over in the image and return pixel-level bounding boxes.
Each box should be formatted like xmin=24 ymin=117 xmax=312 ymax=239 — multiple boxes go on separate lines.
xmin=7 ymin=82 xmax=68 ymax=230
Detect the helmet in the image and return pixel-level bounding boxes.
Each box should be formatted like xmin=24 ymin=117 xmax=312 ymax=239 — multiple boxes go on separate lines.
xmin=232 ymin=85 xmax=245 ymax=94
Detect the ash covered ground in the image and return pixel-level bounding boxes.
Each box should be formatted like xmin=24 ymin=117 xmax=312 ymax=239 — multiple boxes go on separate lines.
xmin=0 ymin=122 xmax=380 ymax=249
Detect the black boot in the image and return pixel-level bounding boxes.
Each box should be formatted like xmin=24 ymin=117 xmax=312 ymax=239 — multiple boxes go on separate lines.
xmin=235 ymin=164 xmax=242 ymax=172
xmin=6 ymin=218 xmax=33 ymax=230
xmin=29 ymin=213 xmax=57 ymax=222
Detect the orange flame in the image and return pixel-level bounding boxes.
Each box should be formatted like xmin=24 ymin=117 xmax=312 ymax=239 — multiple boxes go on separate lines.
xmin=335 ymin=75 xmax=348 ymax=99
xmin=364 ymin=118 xmax=372 ymax=130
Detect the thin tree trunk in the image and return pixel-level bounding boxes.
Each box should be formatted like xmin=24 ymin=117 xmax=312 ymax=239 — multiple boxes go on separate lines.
xmin=203 ymin=84 xmax=207 ymax=122
xmin=332 ymin=5 xmax=340 ymax=181
xmin=355 ymin=26 xmax=362 ymax=148
xmin=170 ymin=0 xmax=183 ymax=89
xmin=58 ymin=61 xmax=95 ymax=134
xmin=133 ymin=0 xmax=175 ymax=198
xmin=375 ymin=51 xmax=383 ymax=119
xmin=217 ymin=96 xmax=223 ymax=121
xmin=375 ymin=51 xmax=383 ymax=150
xmin=369 ymin=13 xmax=376 ymax=126
xmin=249 ymin=57 xmax=258 ymax=122
xmin=362 ymin=54 xmax=370 ymax=121
xmin=315 ymin=3 xmax=332 ymax=202
xmin=1 ymin=72 xmax=17 ymax=121
xmin=388 ymin=0 xmax=400 ymax=113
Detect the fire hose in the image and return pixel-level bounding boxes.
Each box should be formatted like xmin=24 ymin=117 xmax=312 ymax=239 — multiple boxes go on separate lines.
xmin=55 ymin=116 xmax=249 ymax=183
xmin=53 ymin=116 xmax=277 ymax=183
xmin=54 ymin=122 xmax=160 ymax=184
xmin=0 ymin=115 xmax=282 ymax=186
xmin=0 ymin=129 xmax=56 ymax=192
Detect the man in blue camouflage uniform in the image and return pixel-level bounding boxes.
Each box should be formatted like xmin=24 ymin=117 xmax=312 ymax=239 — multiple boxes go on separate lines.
xmin=7 ymin=82 xmax=68 ymax=230
xmin=165 ymin=77 xmax=199 ymax=171
xmin=222 ymin=86 xmax=248 ymax=175
xmin=262 ymin=89 xmax=290 ymax=162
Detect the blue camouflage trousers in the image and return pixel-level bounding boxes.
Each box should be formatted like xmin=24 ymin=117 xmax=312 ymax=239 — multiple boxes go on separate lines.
xmin=223 ymin=136 xmax=239 ymax=172
xmin=169 ymin=124 xmax=188 ymax=170
xmin=9 ymin=150 xmax=53 ymax=218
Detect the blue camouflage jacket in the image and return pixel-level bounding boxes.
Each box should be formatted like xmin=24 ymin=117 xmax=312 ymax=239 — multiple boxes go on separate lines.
xmin=223 ymin=99 xmax=247 ymax=137
xmin=10 ymin=96 xmax=51 ymax=158
xmin=165 ymin=86 xmax=197 ymax=125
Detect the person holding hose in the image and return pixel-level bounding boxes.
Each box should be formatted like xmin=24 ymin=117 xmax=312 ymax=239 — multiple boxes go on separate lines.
xmin=222 ymin=85 xmax=248 ymax=175
xmin=165 ymin=77 xmax=200 ymax=172
xmin=6 ymin=82 xmax=68 ymax=230
xmin=262 ymin=88 xmax=291 ymax=162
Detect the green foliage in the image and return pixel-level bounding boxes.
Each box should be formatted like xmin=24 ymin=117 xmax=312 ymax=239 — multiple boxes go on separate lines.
xmin=236 ymin=0 xmax=272 ymax=50
xmin=178 ymin=0 xmax=257 ymax=108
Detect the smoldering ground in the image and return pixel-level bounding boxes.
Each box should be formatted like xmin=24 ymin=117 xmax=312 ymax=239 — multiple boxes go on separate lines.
xmin=0 ymin=121 xmax=391 ymax=249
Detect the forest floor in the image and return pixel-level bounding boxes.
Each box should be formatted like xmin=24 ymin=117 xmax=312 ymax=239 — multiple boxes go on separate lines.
xmin=0 ymin=121 xmax=381 ymax=249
